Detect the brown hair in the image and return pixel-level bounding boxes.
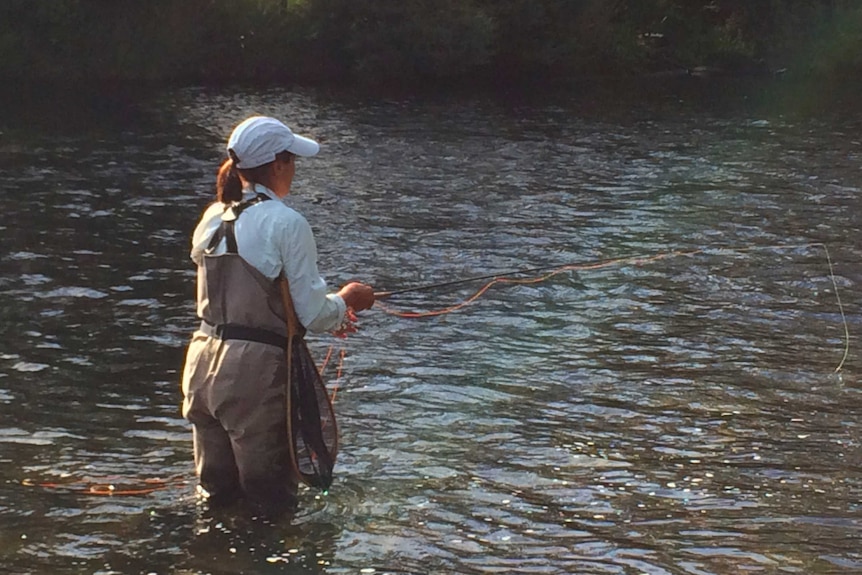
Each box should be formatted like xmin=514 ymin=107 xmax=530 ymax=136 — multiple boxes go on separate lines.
xmin=215 ymin=150 xmax=294 ymax=204
xmin=216 ymin=156 xmax=242 ymax=203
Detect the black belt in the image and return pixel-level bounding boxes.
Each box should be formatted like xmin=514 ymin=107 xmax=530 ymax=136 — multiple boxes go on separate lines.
xmin=200 ymin=320 xmax=288 ymax=350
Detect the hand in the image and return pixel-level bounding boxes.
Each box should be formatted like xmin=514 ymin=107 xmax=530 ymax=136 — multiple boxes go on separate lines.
xmin=337 ymin=282 xmax=375 ymax=312
xmin=332 ymin=308 xmax=358 ymax=339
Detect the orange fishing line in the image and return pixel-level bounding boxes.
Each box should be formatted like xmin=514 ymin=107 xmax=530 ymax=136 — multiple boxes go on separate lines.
xmin=319 ymin=345 xmax=334 ymax=374
xmin=372 ymin=244 xmax=848 ymax=372
xmin=30 ymin=475 xmax=190 ymax=497
xmin=30 ymin=244 xmax=848 ymax=497
xmin=329 ymin=349 xmax=346 ymax=404
xmin=375 ymin=249 xmax=703 ymax=319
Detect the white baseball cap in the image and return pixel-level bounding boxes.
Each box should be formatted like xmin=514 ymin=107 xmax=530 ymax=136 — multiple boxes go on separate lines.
xmin=227 ymin=116 xmax=319 ymax=169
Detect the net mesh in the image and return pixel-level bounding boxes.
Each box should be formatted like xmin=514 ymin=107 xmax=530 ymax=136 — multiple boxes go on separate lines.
xmin=279 ymin=276 xmax=339 ymax=491
xmin=286 ymin=335 xmax=338 ymax=490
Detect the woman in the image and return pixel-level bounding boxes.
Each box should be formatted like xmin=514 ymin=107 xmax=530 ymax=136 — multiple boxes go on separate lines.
xmin=181 ymin=116 xmax=374 ymax=516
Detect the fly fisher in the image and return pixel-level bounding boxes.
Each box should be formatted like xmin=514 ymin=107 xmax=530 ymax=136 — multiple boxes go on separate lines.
xmin=180 ymin=116 xmax=375 ymax=518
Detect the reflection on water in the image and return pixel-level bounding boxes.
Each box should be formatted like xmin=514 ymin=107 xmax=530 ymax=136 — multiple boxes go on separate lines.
xmin=0 ymin=85 xmax=860 ymax=574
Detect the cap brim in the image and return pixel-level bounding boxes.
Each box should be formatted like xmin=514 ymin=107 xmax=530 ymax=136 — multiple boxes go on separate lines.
xmin=288 ymin=134 xmax=320 ymax=157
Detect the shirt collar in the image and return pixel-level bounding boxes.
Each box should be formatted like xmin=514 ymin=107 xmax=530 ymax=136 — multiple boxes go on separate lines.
xmin=243 ymin=183 xmax=279 ymax=202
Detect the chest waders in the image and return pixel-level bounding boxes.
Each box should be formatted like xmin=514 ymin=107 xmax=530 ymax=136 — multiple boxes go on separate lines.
xmin=192 ymin=193 xmax=337 ymax=502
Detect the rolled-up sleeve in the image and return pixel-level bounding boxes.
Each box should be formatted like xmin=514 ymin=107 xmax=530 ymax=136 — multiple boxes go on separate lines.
xmin=279 ymin=214 xmax=346 ymax=333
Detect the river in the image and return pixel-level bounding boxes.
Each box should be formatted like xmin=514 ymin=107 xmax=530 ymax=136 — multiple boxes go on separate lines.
xmin=0 ymin=83 xmax=860 ymax=574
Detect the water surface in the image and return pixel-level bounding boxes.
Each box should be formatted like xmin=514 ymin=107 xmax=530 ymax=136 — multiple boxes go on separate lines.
xmin=0 ymin=85 xmax=860 ymax=574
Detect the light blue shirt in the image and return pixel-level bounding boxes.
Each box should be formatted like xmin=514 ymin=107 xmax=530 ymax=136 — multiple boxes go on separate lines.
xmin=190 ymin=184 xmax=346 ymax=333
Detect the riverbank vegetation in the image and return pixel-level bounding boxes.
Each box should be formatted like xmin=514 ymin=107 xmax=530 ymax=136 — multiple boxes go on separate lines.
xmin=1 ymin=0 xmax=860 ymax=92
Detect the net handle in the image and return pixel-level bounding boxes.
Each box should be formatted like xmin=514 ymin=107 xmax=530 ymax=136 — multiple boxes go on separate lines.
xmin=279 ymin=275 xmax=304 ymax=483
xmin=279 ymin=275 xmax=303 ymax=339
xmin=279 ymin=275 xmax=341 ymax=489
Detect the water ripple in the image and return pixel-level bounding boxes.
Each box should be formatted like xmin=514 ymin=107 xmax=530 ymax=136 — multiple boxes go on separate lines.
xmin=0 ymin=87 xmax=859 ymax=575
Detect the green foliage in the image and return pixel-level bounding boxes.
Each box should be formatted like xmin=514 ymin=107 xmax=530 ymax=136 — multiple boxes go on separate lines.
xmin=785 ymin=3 xmax=862 ymax=77
xmin=297 ymin=0 xmax=494 ymax=84
xmin=477 ymin=0 xmax=596 ymax=75
xmin=0 ymin=0 xmax=860 ymax=88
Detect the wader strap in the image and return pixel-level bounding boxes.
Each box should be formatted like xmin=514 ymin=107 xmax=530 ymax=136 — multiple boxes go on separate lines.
xmin=200 ymin=319 xmax=288 ymax=350
xmin=205 ymin=193 xmax=270 ymax=254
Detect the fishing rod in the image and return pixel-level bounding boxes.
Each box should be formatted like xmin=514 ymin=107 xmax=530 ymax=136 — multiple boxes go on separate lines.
xmin=373 ymin=247 xmax=714 ymax=300
xmin=373 ymin=250 xmax=708 ymax=299
xmin=373 ymin=256 xmax=627 ymax=299
xmin=373 ymin=243 xmax=827 ymax=300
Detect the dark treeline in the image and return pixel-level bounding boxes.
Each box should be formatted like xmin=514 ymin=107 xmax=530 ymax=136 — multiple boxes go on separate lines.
xmin=1 ymin=0 xmax=860 ymax=90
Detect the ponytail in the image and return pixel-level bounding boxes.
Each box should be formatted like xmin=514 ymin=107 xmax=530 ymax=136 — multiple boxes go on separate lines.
xmin=216 ymin=149 xmax=290 ymax=203
xmin=216 ymin=154 xmax=243 ymax=204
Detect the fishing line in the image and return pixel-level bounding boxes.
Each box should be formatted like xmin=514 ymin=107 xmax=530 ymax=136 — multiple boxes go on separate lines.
xmin=374 ymin=242 xmax=849 ymax=373
xmin=820 ymin=243 xmax=849 ymax=373
xmin=31 ymin=245 xmax=846 ymax=497
xmin=24 ymin=474 xmax=190 ymax=497
xmin=31 ymin=342 xmax=349 ymax=498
